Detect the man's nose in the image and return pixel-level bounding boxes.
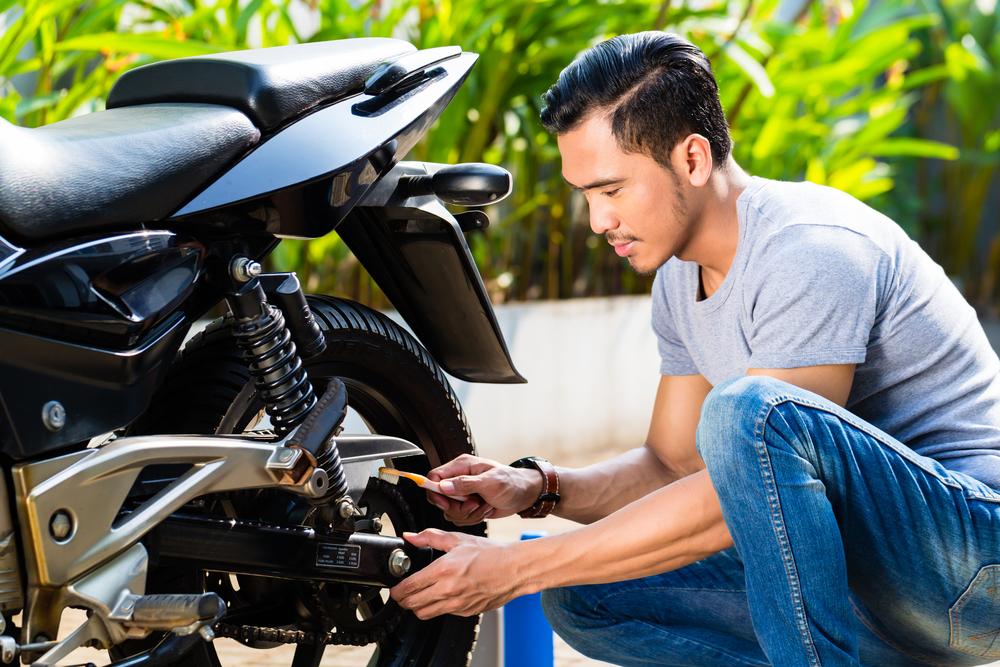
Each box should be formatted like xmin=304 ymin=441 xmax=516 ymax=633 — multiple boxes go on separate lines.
xmin=589 ymin=200 xmax=617 ymax=235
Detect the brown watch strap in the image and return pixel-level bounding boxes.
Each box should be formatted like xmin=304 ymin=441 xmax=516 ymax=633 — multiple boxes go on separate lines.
xmin=510 ymin=457 xmax=560 ymax=518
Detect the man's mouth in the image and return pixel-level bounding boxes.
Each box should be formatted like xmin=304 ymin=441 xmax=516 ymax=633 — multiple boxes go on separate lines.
xmin=612 ymin=241 xmax=635 ymax=257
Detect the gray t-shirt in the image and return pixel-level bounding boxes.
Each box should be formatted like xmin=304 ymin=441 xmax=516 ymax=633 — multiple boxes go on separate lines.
xmin=652 ymin=177 xmax=1000 ymax=488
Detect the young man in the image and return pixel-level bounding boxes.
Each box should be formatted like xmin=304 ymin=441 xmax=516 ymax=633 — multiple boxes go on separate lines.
xmin=390 ymin=31 xmax=1000 ymax=667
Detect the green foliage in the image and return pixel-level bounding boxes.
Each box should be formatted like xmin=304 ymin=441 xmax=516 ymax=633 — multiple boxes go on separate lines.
xmin=902 ymin=0 xmax=1000 ymax=311
xmin=1 ymin=0 xmax=991 ymax=308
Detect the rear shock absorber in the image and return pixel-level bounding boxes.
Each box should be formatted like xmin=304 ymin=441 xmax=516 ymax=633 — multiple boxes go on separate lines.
xmin=227 ymin=280 xmax=317 ymax=437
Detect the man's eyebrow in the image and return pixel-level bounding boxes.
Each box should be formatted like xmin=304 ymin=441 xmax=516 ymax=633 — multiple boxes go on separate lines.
xmin=562 ymin=176 xmax=626 ymax=191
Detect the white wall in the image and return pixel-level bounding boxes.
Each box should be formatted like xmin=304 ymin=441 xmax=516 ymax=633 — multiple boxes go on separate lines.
xmin=435 ymin=296 xmax=662 ymax=468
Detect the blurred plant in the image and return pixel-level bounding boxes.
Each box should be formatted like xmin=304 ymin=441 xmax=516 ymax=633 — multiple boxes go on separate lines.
xmin=902 ymin=0 xmax=1000 ymax=312
xmin=0 ymin=0 xmax=976 ymax=308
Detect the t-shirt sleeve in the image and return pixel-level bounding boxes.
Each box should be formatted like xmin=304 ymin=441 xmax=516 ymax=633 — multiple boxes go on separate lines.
xmin=746 ymin=226 xmax=882 ymax=369
xmin=651 ymin=270 xmax=700 ymax=376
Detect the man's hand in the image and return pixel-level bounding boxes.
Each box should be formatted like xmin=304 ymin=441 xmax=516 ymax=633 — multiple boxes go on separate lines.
xmin=389 ymin=529 xmax=524 ymax=618
xmin=426 ymin=454 xmax=543 ymax=526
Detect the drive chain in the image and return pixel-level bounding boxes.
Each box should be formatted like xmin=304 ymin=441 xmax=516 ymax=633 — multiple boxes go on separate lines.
xmin=213 ymin=611 xmax=403 ymax=647
xmin=212 ymin=479 xmax=416 ymax=648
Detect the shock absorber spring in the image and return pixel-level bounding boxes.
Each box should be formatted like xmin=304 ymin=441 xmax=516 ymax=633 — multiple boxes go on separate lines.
xmin=232 ymin=299 xmax=317 ymax=437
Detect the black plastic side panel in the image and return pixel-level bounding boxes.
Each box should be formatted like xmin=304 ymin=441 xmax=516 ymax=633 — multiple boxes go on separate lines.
xmin=0 ymin=314 xmax=188 ymax=459
xmin=0 ymin=231 xmax=204 ymax=349
xmin=170 ymin=53 xmax=478 ymax=230
xmin=336 ymin=206 xmax=524 ymax=384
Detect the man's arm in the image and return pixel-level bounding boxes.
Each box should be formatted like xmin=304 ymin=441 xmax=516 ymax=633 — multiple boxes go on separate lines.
xmin=391 ymin=363 xmax=856 ymax=619
xmin=552 ymin=373 xmax=714 ymax=523
xmin=427 ymin=374 xmax=713 ymax=526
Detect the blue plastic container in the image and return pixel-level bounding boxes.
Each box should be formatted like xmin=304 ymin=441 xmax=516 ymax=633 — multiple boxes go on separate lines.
xmin=502 ymin=531 xmax=553 ymax=667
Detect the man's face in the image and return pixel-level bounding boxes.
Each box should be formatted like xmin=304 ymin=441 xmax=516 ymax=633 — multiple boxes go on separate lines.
xmin=558 ymin=114 xmax=690 ymax=276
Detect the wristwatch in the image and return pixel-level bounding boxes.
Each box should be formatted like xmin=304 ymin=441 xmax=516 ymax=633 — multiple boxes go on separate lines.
xmin=510 ymin=456 xmax=560 ymax=518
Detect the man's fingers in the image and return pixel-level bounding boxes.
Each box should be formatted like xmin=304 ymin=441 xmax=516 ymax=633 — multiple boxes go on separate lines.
xmin=425 ymin=489 xmax=451 ymax=511
xmin=401 ymin=528 xmax=463 ymax=551
xmin=439 ymin=473 xmax=498 ymax=498
xmin=428 ymin=454 xmax=494 ymax=482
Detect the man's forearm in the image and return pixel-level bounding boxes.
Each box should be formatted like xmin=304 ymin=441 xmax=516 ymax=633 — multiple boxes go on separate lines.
xmin=551 ymin=446 xmax=694 ymax=524
xmin=517 ymin=469 xmax=731 ymax=592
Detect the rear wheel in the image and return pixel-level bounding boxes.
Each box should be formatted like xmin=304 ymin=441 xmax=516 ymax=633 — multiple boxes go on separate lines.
xmin=124 ymin=296 xmax=482 ymax=667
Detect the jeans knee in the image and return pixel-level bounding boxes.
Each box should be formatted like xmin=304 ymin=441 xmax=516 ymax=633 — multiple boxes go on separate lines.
xmin=540 ymin=587 xmax=576 ymax=636
xmin=696 ymin=375 xmax=792 ymax=471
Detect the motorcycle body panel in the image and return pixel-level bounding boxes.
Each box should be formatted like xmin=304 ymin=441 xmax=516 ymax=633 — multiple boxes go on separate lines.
xmin=339 ymin=164 xmax=524 ymax=383
xmin=0 ymin=314 xmax=188 ymax=459
xmin=0 ymin=231 xmax=204 ymax=458
xmin=170 ymin=53 xmax=478 ymax=238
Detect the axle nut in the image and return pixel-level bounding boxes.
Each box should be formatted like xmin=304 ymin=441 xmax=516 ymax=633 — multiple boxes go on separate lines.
xmin=388 ymin=549 xmax=411 ymax=578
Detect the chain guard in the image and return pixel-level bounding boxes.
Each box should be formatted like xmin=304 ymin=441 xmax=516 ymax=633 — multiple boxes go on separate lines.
xmin=212 ymin=478 xmax=418 ymax=648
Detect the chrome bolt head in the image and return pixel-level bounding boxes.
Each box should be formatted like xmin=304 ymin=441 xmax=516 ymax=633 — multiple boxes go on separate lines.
xmin=349 ymin=591 xmax=363 ymax=605
xmin=279 ymin=448 xmax=295 ymax=461
xmin=49 ymin=510 xmax=73 ymax=542
xmin=230 ymin=257 xmax=262 ymax=283
xmin=41 ymin=401 xmax=66 ymax=432
xmin=370 ymin=517 xmax=383 ymax=533
xmin=388 ymin=549 xmax=411 ymax=578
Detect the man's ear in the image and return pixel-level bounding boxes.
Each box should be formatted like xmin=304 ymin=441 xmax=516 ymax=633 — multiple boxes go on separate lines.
xmin=675 ymin=134 xmax=713 ymax=187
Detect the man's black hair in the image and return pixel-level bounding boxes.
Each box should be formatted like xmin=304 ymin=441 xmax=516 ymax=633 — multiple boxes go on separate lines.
xmin=540 ymin=31 xmax=732 ymax=170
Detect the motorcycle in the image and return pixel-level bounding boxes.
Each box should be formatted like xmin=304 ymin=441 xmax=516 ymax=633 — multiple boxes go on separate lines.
xmin=0 ymin=37 xmax=524 ymax=667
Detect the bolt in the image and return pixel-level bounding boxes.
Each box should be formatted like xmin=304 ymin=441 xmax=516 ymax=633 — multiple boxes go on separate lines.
xmin=388 ymin=549 xmax=411 ymax=578
xmin=230 ymin=257 xmax=262 ymax=283
xmin=120 ymin=599 xmax=135 ymax=613
xmin=337 ymin=499 xmax=355 ymax=519
xmin=370 ymin=517 xmax=383 ymax=533
xmin=349 ymin=591 xmax=363 ymax=605
xmin=0 ymin=636 xmax=14 ymax=664
xmin=41 ymin=401 xmax=66 ymax=432
xmin=49 ymin=510 xmax=72 ymax=542
xmin=279 ymin=448 xmax=294 ymax=462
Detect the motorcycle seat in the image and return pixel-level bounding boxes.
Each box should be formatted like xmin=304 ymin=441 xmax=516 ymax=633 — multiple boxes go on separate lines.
xmin=107 ymin=38 xmax=417 ymax=132
xmin=0 ymin=103 xmax=259 ymax=242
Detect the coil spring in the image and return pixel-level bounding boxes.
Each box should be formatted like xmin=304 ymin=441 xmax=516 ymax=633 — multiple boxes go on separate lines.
xmin=315 ymin=437 xmax=348 ymax=500
xmin=234 ymin=305 xmax=317 ymax=437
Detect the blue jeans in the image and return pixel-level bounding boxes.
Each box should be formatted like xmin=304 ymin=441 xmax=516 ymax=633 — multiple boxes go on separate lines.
xmin=542 ymin=376 xmax=1000 ymax=666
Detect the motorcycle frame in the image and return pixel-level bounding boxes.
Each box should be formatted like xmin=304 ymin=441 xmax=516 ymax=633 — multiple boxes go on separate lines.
xmin=13 ymin=432 xmax=424 ymax=645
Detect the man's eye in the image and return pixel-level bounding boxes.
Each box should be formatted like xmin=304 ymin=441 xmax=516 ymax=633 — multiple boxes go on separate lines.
xmin=603 ymin=188 xmax=622 ymax=197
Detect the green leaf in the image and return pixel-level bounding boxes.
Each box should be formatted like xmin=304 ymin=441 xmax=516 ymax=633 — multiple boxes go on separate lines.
xmin=15 ymin=90 xmax=66 ymax=118
xmin=0 ymin=91 xmax=21 ymax=124
xmin=53 ymin=33 xmax=227 ymax=58
xmin=719 ymin=39 xmax=775 ymax=98
xmin=900 ymin=64 xmax=950 ymax=89
xmin=868 ymin=137 xmax=960 ymax=159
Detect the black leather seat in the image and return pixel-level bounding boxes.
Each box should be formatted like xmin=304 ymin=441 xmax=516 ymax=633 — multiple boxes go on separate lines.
xmin=107 ymin=38 xmax=417 ymax=131
xmin=0 ymin=104 xmax=259 ymax=242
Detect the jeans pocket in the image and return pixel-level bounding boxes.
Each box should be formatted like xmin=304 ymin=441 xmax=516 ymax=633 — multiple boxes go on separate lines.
xmin=950 ymin=564 xmax=1000 ymax=658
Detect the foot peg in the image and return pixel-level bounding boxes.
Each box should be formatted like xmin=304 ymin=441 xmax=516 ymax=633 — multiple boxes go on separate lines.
xmin=111 ymin=593 xmax=226 ymax=638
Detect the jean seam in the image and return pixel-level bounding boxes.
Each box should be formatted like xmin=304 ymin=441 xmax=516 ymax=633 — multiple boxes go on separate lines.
xmin=633 ymin=618 xmax=771 ymax=667
xmin=763 ymin=392 xmax=973 ymax=496
xmin=753 ymin=398 xmax=822 ymax=667
xmin=595 ymin=587 xmax=747 ymax=604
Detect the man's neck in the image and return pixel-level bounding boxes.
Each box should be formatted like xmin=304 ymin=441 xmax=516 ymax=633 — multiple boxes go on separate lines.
xmin=683 ymin=159 xmax=753 ymax=299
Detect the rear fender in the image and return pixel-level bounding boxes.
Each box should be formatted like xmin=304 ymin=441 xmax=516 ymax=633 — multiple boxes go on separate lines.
xmin=335 ymin=162 xmax=524 ymax=384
